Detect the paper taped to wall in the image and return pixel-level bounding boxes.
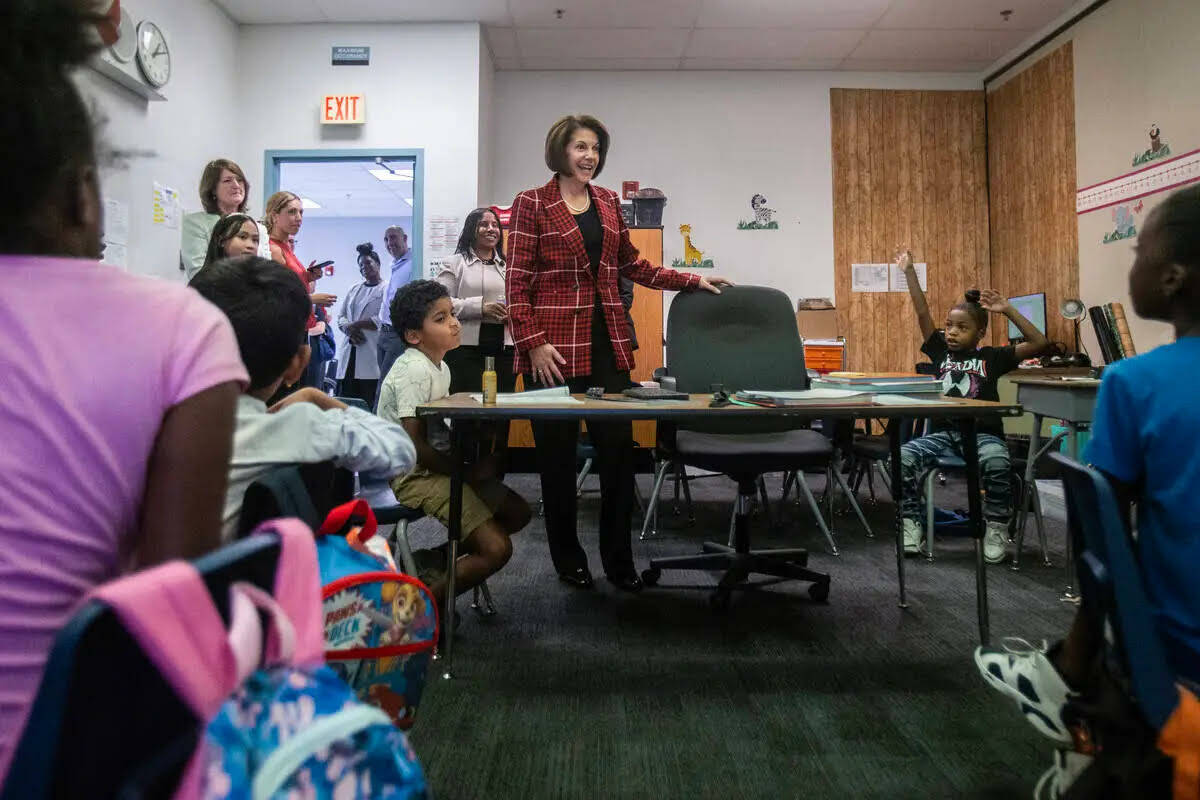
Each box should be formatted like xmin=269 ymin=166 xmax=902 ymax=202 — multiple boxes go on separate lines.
xmin=851 ymin=263 xmax=889 ymax=292
xmin=889 ymin=262 xmax=927 ymax=292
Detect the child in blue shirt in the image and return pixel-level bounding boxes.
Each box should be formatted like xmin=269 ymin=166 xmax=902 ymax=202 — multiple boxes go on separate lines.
xmin=975 ymin=185 xmax=1200 ymax=797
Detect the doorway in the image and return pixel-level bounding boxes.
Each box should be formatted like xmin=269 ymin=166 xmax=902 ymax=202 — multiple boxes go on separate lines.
xmin=264 ymin=149 xmax=424 ymax=319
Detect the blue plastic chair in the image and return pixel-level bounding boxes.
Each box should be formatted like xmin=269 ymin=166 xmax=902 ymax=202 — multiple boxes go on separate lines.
xmin=1051 ymin=452 xmax=1179 ymax=730
xmin=0 ymin=533 xmax=286 ymax=799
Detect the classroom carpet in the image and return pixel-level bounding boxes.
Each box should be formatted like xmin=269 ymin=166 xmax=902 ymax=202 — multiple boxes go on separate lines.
xmin=405 ymin=471 xmax=1078 ymax=800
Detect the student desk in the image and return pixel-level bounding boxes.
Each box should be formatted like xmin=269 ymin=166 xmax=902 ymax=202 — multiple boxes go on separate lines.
xmin=1008 ymin=374 xmax=1101 ymax=601
xmin=418 ymin=393 xmax=1023 ymax=678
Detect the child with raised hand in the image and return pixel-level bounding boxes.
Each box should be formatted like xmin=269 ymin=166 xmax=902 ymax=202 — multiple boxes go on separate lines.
xmin=975 ymin=185 xmax=1200 ymax=798
xmin=377 ymin=280 xmax=531 ymax=604
xmin=896 ymin=249 xmax=1049 ymax=562
xmin=188 ymin=255 xmax=416 ymax=540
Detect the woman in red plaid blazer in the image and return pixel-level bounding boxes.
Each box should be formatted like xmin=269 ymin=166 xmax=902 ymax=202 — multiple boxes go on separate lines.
xmin=506 ymin=114 xmax=731 ymax=592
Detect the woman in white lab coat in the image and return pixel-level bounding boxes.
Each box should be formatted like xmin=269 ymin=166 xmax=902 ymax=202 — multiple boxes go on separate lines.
xmin=335 ymin=243 xmax=386 ymax=407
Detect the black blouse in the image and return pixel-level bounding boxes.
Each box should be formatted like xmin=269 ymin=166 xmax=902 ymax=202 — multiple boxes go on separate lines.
xmin=573 ymin=202 xmax=603 ymax=275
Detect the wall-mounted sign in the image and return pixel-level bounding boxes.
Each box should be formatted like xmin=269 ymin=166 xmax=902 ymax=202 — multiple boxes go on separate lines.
xmin=332 ymin=46 xmax=370 ymax=66
xmin=321 ymin=94 xmax=365 ymax=125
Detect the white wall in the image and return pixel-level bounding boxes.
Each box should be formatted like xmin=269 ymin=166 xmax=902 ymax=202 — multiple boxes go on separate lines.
xmin=75 ymin=0 xmax=239 ymax=281
xmin=294 ymin=216 xmax=412 ymax=334
xmin=235 ymin=23 xmax=484 ymax=276
xmin=478 ymin=39 xmax=495 ymax=206
xmin=492 ymin=70 xmax=979 ymax=307
xmin=1073 ymin=0 xmax=1200 ymax=353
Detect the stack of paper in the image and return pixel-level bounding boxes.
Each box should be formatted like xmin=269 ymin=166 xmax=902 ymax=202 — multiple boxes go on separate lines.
xmin=468 ymin=386 xmax=584 ymax=405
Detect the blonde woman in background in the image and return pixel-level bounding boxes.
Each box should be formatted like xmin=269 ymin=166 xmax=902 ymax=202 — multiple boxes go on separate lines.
xmin=180 ymin=158 xmax=269 ymax=278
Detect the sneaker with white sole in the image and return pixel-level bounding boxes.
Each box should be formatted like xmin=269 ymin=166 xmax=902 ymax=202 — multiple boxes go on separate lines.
xmin=984 ymin=520 xmax=1008 ymax=563
xmin=902 ymin=518 xmax=924 ymax=555
xmin=1033 ymin=748 xmax=1093 ymax=799
xmin=974 ymin=637 xmax=1075 ymax=743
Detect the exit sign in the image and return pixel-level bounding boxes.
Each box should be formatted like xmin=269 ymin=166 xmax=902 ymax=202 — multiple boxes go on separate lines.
xmin=321 ymin=94 xmax=365 ymax=125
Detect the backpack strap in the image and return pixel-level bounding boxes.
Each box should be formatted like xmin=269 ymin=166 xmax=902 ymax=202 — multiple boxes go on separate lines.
xmin=91 ymin=562 xmax=236 ymax=720
xmin=252 ymin=517 xmax=325 ymax=665
xmin=318 ymin=498 xmax=378 ymax=543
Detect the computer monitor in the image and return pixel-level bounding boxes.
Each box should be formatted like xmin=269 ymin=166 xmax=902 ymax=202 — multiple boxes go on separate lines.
xmin=1006 ymin=292 xmax=1047 ymax=342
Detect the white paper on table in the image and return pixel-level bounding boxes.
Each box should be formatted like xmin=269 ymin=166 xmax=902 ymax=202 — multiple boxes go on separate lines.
xmin=889 ymin=262 xmax=928 ymax=292
xmin=871 ymin=394 xmax=948 ymax=405
xmin=468 ymin=386 xmax=584 ymax=405
xmin=851 ymin=263 xmax=889 ymax=292
xmin=103 ymin=199 xmax=129 ymax=245
xmin=101 ymin=242 xmax=128 ymax=270
xmin=802 ymin=338 xmax=843 ymax=346
xmin=741 ymin=388 xmax=864 ymax=400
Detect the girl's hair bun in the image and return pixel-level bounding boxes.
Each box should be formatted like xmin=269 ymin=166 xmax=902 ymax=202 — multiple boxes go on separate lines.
xmin=964 ymin=289 xmax=982 ymax=304
xmin=355 ymin=242 xmax=373 ymax=257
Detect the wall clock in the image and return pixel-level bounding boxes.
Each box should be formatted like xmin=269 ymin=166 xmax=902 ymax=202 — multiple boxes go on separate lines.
xmin=134 ymin=20 xmax=171 ymax=88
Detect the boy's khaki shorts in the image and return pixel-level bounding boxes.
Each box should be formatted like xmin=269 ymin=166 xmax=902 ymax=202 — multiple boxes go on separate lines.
xmin=390 ymin=471 xmax=509 ymax=535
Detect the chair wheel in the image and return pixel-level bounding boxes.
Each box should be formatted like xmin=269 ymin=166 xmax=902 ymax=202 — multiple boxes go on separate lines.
xmin=641 ymin=567 xmax=661 ymax=587
xmin=709 ymin=589 xmax=732 ymax=613
xmin=808 ymin=580 xmax=830 ymax=602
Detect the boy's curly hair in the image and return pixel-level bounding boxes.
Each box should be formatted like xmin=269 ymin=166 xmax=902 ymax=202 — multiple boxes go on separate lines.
xmin=390 ymin=279 xmax=450 ymax=336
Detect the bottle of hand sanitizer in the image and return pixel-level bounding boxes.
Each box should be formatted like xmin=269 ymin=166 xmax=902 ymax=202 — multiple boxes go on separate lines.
xmin=482 ymin=356 xmax=498 ymax=405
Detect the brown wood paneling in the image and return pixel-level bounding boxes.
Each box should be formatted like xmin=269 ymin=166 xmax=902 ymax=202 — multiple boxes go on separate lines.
xmin=506 ymin=228 xmax=663 ymax=449
xmin=831 ymin=88 xmax=991 ymax=372
xmin=987 ymin=43 xmax=1078 ymax=350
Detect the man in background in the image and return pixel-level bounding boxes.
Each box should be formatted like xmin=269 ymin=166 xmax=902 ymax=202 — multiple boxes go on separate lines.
xmin=375 ymin=224 xmax=414 ymax=404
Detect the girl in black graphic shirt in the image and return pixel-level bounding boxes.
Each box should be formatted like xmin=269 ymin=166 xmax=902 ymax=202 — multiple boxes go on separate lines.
xmin=895 ymin=249 xmax=1048 ymax=563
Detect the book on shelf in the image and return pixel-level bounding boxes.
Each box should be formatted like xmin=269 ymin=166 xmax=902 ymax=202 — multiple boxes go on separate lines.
xmin=1109 ymin=302 xmax=1137 ymax=357
xmin=1088 ymin=302 xmax=1137 ymax=364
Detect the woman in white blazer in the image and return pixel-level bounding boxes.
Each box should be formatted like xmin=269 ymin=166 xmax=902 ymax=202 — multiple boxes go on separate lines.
xmin=436 ymin=207 xmax=516 ymax=394
xmin=335 ymin=243 xmax=386 ymax=407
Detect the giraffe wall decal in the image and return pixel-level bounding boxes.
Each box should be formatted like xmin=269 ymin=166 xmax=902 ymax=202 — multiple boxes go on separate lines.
xmin=671 ymin=224 xmax=716 ymax=269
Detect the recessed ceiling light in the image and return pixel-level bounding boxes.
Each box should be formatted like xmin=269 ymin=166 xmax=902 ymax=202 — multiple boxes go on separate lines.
xmin=368 ymin=168 xmax=413 ymax=182
xmin=300 ymin=197 xmax=322 ymax=209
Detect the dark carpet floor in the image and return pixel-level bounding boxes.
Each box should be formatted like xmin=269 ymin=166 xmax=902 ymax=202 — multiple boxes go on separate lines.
xmin=405 ymin=470 xmax=1078 ymax=800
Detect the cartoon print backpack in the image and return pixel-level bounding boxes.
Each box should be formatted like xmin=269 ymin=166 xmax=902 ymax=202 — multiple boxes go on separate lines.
xmin=316 ymin=500 xmax=439 ymax=730
xmin=90 ymin=519 xmax=428 ymax=799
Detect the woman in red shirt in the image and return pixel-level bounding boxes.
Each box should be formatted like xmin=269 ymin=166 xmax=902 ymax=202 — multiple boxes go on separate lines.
xmin=264 ymin=191 xmax=336 ymax=388
xmin=506 ymin=115 xmax=731 ymax=592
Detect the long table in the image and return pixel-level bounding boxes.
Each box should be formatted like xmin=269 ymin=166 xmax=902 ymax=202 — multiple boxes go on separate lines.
xmin=418 ymin=393 xmax=1024 ymax=678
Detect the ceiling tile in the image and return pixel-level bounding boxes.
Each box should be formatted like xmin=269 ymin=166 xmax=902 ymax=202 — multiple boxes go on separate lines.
xmin=683 ymin=57 xmax=845 ymax=70
xmin=516 ymin=27 xmax=691 ymax=59
xmin=519 ymin=57 xmax=683 ymax=70
xmin=839 ymin=57 xmax=992 ymax=72
xmin=484 ymin=26 xmax=517 ymax=58
xmin=311 ymin=0 xmax=511 ymax=23
xmin=685 ymin=28 xmax=864 ymax=60
xmin=213 ymin=0 xmax=327 ymax=23
xmin=509 ymin=0 xmax=701 ymax=28
xmin=876 ymin=0 xmax=1077 ymax=31
xmin=850 ymin=28 xmax=1028 ymax=62
xmin=695 ymin=0 xmax=891 ymax=29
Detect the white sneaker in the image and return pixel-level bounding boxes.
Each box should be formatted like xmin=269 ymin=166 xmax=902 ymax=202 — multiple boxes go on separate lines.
xmin=902 ymin=518 xmax=924 ymax=555
xmin=1033 ymin=748 xmax=1093 ymax=799
xmin=984 ymin=520 xmax=1008 ymax=563
xmin=974 ymin=637 xmax=1075 ymax=743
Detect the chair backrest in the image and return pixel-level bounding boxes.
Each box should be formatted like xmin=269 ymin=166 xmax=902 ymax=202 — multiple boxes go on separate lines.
xmin=666 ymin=285 xmax=810 ymax=393
xmin=236 ymin=461 xmax=355 ymax=538
xmin=1051 ymin=452 xmax=1178 ymax=729
xmin=336 ymin=396 xmax=371 ymax=411
xmin=1 ymin=533 xmax=287 ymax=799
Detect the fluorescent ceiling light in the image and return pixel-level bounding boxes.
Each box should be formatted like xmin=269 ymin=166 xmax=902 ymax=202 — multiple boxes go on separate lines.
xmin=368 ymin=168 xmax=413 ymax=182
xmin=404 ymin=198 xmax=413 ymax=206
xmin=300 ymin=197 xmax=321 ymax=209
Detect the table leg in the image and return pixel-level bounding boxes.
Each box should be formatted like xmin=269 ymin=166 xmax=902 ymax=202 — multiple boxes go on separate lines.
xmin=959 ymin=418 xmax=990 ymax=646
xmin=1013 ymin=413 xmax=1043 ymax=572
xmin=442 ymin=424 xmax=464 ymax=680
xmin=889 ymin=421 xmax=907 ymax=609
xmin=1062 ymin=423 xmax=1081 ymax=603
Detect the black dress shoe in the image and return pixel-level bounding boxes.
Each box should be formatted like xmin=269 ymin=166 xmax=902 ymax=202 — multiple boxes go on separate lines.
xmin=557 ymin=567 xmax=594 ymax=588
xmin=606 ymin=571 xmax=644 ymax=593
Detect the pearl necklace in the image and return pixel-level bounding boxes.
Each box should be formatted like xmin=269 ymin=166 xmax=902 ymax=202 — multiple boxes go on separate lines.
xmin=563 ymin=192 xmax=591 ymax=214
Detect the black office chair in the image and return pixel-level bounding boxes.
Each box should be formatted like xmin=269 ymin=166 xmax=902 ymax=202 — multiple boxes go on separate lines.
xmin=0 ymin=533 xmax=287 ymax=800
xmin=642 ymin=285 xmax=832 ymax=610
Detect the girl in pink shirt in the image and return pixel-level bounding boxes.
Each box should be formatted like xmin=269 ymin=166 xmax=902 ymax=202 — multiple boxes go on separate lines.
xmin=0 ymin=0 xmax=249 ymax=779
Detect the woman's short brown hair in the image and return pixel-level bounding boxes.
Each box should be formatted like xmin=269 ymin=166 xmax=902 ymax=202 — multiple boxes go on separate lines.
xmin=262 ymin=191 xmax=300 ymax=234
xmin=544 ymin=115 xmax=610 ymax=179
xmin=198 ymin=158 xmax=250 ymax=215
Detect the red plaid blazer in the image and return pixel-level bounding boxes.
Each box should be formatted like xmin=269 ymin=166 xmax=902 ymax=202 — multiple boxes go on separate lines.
xmin=506 ymin=175 xmax=700 ymax=378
